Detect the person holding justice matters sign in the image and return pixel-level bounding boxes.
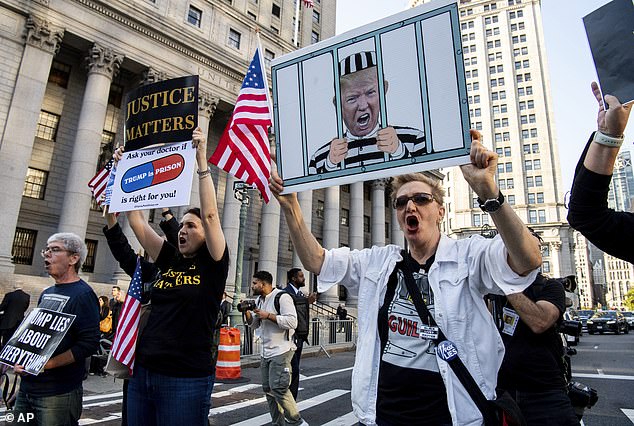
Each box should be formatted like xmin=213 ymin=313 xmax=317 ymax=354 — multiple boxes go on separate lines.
xmin=115 ymin=127 xmax=229 ymax=426
xmin=308 ymin=51 xmax=426 ymax=175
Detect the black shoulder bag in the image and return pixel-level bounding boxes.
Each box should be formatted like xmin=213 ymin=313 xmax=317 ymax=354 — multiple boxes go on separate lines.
xmin=397 ymin=252 xmax=526 ymax=426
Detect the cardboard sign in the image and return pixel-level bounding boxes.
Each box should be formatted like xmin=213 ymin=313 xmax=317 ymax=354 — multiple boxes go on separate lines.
xmin=0 ymin=308 xmax=76 ymax=376
xmin=108 ymin=141 xmax=197 ymax=213
xmin=583 ymin=0 xmax=634 ymax=105
xmin=271 ymin=0 xmax=470 ymax=193
xmin=124 ymin=76 xmax=199 ymax=151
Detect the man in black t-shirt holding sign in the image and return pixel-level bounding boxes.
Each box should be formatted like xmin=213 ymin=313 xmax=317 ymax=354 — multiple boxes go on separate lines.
xmin=497 ymin=273 xmax=579 ymax=425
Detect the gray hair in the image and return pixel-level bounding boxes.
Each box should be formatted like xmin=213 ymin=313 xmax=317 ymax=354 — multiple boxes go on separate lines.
xmin=47 ymin=232 xmax=87 ymax=272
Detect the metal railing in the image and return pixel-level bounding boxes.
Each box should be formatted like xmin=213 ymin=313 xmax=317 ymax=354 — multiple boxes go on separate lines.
xmin=232 ymin=318 xmax=357 ymax=357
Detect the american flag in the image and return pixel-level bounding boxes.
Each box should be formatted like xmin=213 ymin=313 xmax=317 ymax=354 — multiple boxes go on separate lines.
xmin=111 ymin=257 xmax=142 ymax=372
xmin=88 ymin=159 xmax=114 ymax=207
xmin=210 ymin=45 xmax=273 ymax=203
xmin=302 ymin=0 xmax=314 ymax=8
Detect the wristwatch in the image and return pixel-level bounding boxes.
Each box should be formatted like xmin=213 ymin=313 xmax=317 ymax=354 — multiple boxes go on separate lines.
xmin=161 ymin=209 xmax=173 ymax=218
xmin=477 ymin=191 xmax=505 ymax=213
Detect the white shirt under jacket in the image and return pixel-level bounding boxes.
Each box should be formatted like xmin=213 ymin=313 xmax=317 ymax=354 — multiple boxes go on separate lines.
xmin=317 ymin=234 xmax=539 ymax=426
xmin=250 ymin=288 xmax=297 ymax=359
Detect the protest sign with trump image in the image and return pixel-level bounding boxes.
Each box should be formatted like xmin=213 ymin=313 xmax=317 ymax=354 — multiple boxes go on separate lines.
xmin=271 ymin=0 xmax=472 ymax=193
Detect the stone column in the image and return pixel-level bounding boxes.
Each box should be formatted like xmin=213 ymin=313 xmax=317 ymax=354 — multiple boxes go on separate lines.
xmin=320 ymin=186 xmax=340 ymax=304
xmin=349 ymin=183 xmax=364 ymax=251
xmin=191 ymin=91 xmax=218 ymax=209
xmin=259 ymin=198 xmax=281 ymax=283
xmin=371 ymin=179 xmax=387 ymax=247
xmin=58 ymin=44 xmax=123 ymax=237
xmin=551 ymin=241 xmax=562 ymax=278
xmin=391 ymin=208 xmax=404 ymax=247
xmin=293 ymin=190 xmax=313 ymax=288
xmin=0 ymin=16 xmax=63 ymax=273
xmin=222 ymin=175 xmax=241 ymax=292
xmin=346 ymin=182 xmax=364 ymax=308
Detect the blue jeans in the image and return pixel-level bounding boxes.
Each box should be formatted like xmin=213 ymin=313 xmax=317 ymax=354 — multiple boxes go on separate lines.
xmin=127 ymin=364 xmax=214 ymax=426
xmin=13 ymin=387 xmax=82 ymax=426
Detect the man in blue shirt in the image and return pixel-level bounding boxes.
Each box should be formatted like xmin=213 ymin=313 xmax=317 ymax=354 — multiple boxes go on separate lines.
xmin=13 ymin=232 xmax=100 ymax=425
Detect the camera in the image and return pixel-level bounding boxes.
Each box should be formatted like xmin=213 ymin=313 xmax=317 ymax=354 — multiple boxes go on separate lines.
xmin=237 ymin=299 xmax=257 ymax=313
xmin=558 ymin=319 xmax=582 ymax=337
xmin=567 ymin=381 xmax=598 ymax=409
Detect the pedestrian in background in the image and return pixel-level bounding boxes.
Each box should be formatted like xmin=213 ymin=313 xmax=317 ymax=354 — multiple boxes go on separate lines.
xmin=245 ymin=271 xmax=307 ymax=426
xmin=220 ymin=291 xmax=232 ymax=326
xmin=0 ymin=283 xmax=30 ymax=349
xmin=13 ymin=233 xmax=100 ymax=425
xmin=283 ymin=268 xmax=317 ymax=400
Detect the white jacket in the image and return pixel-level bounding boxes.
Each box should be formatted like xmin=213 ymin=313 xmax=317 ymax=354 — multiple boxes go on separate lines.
xmin=318 ymin=234 xmax=538 ymax=426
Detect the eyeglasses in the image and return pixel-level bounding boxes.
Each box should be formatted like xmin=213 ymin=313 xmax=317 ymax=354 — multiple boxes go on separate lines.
xmin=393 ymin=192 xmax=435 ymax=210
xmin=40 ymin=247 xmax=73 ymax=257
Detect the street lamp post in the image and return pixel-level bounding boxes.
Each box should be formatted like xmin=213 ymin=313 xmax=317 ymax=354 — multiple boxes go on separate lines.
xmin=229 ymin=181 xmax=252 ymax=328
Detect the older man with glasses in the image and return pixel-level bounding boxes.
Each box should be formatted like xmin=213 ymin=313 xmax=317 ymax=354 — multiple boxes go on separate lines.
xmin=271 ymin=130 xmax=542 ymax=426
xmin=13 ymin=232 xmax=100 ymax=426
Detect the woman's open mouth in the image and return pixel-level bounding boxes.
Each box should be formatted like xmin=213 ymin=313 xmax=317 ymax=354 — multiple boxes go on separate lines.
xmin=406 ymin=216 xmax=419 ymax=230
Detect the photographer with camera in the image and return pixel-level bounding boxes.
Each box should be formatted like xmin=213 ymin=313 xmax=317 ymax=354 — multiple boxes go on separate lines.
xmin=495 ymin=271 xmax=579 ymax=425
xmin=243 ymin=271 xmax=308 ymax=426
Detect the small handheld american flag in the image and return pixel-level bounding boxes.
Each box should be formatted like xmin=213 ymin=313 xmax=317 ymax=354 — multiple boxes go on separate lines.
xmin=111 ymin=257 xmax=143 ymax=373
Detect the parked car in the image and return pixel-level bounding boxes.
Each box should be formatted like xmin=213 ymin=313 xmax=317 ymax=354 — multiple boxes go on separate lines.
xmin=622 ymin=311 xmax=634 ymax=330
xmin=576 ymin=309 xmax=595 ymax=331
xmin=587 ymin=311 xmax=629 ymax=334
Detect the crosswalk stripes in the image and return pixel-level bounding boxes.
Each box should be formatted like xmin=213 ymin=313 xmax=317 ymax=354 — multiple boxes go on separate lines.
xmin=321 ymin=411 xmax=358 ymax=426
xmin=225 ymin=389 xmax=350 ymax=426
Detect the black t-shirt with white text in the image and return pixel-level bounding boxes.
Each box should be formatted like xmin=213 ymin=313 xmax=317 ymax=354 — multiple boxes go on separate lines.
xmin=497 ymin=276 xmax=567 ymax=392
xmin=137 ymin=241 xmax=229 ymax=377
xmin=376 ymin=254 xmax=451 ymax=425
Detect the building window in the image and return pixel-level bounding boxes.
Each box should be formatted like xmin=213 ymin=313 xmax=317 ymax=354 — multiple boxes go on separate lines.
xmin=11 ymin=228 xmax=37 ymax=265
xmin=271 ymin=3 xmax=281 ymax=18
xmin=542 ymin=245 xmax=550 ymax=258
xmin=472 ymin=213 xmax=481 ymax=227
xmin=535 ymin=176 xmax=543 ymax=187
xmin=316 ymin=200 xmax=324 ymax=218
xmin=385 ymin=222 xmax=390 ymax=239
xmin=507 ymin=195 xmax=515 ymax=205
xmin=341 ymin=184 xmax=350 ymax=193
xmin=311 ymin=31 xmax=319 ymax=44
xmin=36 ymin=110 xmax=60 ymax=141
xmin=187 ymin=5 xmax=202 ymax=27
xmin=525 ymin=160 xmax=532 ymax=170
xmin=82 ymin=239 xmax=98 ymax=273
xmin=363 ymin=215 xmax=370 ymax=233
xmin=527 ymin=176 xmax=534 ymax=187
xmin=532 ymin=143 xmax=539 ymax=153
xmin=528 ymin=193 xmax=535 ymax=204
xmin=270 ymin=26 xmax=279 ymax=35
xmin=506 ymin=178 xmax=514 ymax=189
xmin=228 ymin=29 xmax=241 ymax=49
xmin=538 ymin=210 xmax=546 ymax=223
xmin=247 ymin=11 xmax=257 ymax=20
xmin=505 ymin=162 xmax=512 ymax=173
xmin=264 ymin=49 xmax=275 ymax=66
xmin=48 ymin=61 xmax=71 ymax=89
xmin=312 ymin=10 xmax=320 ymax=23
xmin=533 ymin=159 xmax=541 ymax=170
xmin=537 ymin=192 xmax=544 ymax=203
xmin=542 ymin=260 xmax=550 ymax=273
xmin=528 ymin=210 xmax=537 ymax=224
xmin=341 ymin=208 xmax=349 ymax=226
xmin=23 ymin=168 xmax=48 ymax=199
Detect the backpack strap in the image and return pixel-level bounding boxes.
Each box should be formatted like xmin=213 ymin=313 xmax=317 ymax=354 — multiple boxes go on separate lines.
xmin=273 ymin=291 xmax=295 ymax=341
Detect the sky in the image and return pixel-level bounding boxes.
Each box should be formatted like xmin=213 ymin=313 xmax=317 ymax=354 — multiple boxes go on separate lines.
xmin=335 ymin=0 xmax=630 ymax=193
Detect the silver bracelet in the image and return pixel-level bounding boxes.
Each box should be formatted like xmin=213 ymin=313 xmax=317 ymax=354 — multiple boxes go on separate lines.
xmin=593 ymin=130 xmax=624 ymax=148
xmin=197 ymin=166 xmax=211 ymax=178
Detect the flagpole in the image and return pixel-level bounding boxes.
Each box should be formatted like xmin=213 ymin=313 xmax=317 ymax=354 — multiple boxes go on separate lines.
xmin=293 ymin=0 xmax=301 ymax=47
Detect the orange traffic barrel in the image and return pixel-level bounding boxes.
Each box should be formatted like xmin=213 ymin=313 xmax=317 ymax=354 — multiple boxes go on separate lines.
xmin=216 ymin=327 xmax=241 ymax=380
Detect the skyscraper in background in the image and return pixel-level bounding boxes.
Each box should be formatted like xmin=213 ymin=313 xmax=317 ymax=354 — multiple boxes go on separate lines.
xmin=411 ymin=0 xmax=574 ymax=279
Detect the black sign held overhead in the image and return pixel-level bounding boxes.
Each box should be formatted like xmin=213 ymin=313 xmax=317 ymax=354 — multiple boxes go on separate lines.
xmin=0 ymin=308 xmax=76 ymax=376
xmin=583 ymin=0 xmax=634 ymax=105
xmin=124 ymin=75 xmax=199 ymax=151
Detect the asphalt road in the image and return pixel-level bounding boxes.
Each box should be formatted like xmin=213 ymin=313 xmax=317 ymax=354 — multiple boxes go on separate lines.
xmin=1 ymin=332 xmax=632 ymax=425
